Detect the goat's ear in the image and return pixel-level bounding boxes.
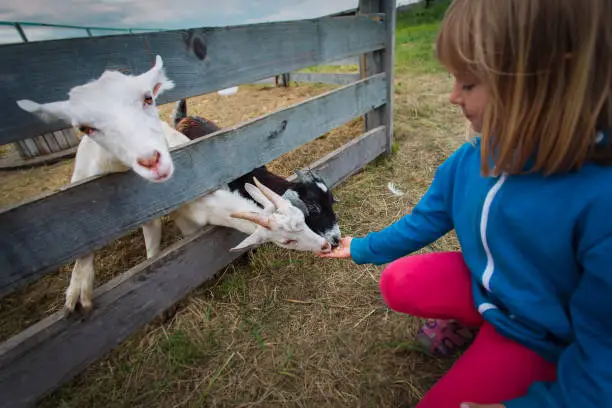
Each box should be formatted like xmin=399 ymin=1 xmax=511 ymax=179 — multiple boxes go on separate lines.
xmin=16 ymin=99 xmax=73 ymax=124
xmin=283 ymin=189 xmax=309 ymax=215
xmin=142 ymin=55 xmax=175 ymax=98
xmin=229 ymin=230 xmax=267 ymax=253
xmin=294 ymin=169 xmax=311 ymax=182
xmin=307 ymin=168 xmax=325 ymax=182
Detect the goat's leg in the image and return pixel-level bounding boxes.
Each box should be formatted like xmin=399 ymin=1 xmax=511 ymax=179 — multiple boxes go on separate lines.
xmin=65 ymin=253 xmax=95 ymax=316
xmin=142 ymin=218 xmax=163 ymax=258
xmin=173 ymin=214 xmax=201 ymax=237
xmin=171 ymin=206 xmax=204 ymax=237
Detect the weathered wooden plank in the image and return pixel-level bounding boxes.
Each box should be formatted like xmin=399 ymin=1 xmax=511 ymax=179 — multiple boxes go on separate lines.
xmin=14 ymin=140 xmax=33 ymax=159
xmin=29 ymin=137 xmax=43 ymax=156
xmin=52 ymin=130 xmax=69 ymax=150
xmin=306 ymin=125 xmax=386 ymax=188
xmin=359 ymin=0 xmax=396 ymax=154
xmin=251 ymin=72 xmax=360 ymax=86
xmin=32 ymin=135 xmax=51 ymax=156
xmin=289 ymin=72 xmax=361 ymax=85
xmin=0 ymin=15 xmax=386 ymax=145
xmin=251 ymin=77 xmax=276 ymax=85
xmin=0 ymin=129 xmax=382 ymax=408
xmin=65 ymin=129 xmax=80 ymax=147
xmin=57 ymin=128 xmax=80 ymax=149
xmin=0 ymin=73 xmax=387 ymax=298
xmin=360 ymin=5 xmax=385 ymax=131
xmin=0 ymin=146 xmax=78 ymax=171
xmin=327 ymin=56 xmax=360 ymax=66
xmin=24 ymin=141 xmax=35 ymax=158
xmin=382 ymin=0 xmax=397 ymax=154
xmin=42 ymin=133 xmax=61 ymax=153
xmin=22 ymin=139 xmax=38 ymax=158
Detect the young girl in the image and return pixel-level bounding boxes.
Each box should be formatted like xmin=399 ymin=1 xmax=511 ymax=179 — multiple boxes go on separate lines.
xmin=320 ymin=0 xmax=612 ymax=407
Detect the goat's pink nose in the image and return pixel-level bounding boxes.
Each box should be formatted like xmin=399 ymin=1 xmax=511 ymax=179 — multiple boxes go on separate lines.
xmin=137 ymin=151 xmax=161 ymax=169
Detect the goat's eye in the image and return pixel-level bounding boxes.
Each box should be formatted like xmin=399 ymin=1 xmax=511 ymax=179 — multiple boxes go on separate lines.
xmin=144 ymin=95 xmax=154 ymax=106
xmin=283 ymin=239 xmax=297 ymax=245
xmin=78 ymin=125 xmax=96 ymax=136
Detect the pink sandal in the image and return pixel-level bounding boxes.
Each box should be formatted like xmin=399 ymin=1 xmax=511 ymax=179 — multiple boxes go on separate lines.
xmin=415 ymin=319 xmax=477 ymax=356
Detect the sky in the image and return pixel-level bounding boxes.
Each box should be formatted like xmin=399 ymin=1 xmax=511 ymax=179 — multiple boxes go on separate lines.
xmin=0 ymin=0 xmax=418 ymax=44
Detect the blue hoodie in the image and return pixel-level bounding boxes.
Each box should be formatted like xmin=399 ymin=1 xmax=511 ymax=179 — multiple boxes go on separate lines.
xmin=350 ymin=135 xmax=612 ymax=407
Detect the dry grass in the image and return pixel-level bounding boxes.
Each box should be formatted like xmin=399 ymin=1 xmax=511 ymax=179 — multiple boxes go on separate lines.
xmin=0 ymin=143 xmax=13 ymax=157
xmin=1 ymin=53 xmax=469 ymax=408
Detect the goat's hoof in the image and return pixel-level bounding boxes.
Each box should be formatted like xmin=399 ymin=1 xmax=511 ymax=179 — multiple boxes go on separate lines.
xmin=63 ymin=297 xmax=78 ymax=317
xmin=80 ymin=304 xmax=93 ymax=318
xmin=63 ymin=300 xmax=93 ymax=319
xmin=75 ymin=300 xmax=93 ymax=318
xmin=63 ymin=305 xmax=75 ymax=318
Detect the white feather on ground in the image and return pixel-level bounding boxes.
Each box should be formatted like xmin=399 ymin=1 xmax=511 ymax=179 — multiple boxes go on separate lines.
xmin=387 ymin=182 xmax=405 ymax=197
xmin=217 ymin=86 xmax=239 ymax=96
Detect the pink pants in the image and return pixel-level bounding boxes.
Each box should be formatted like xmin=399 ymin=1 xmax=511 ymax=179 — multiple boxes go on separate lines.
xmin=380 ymin=252 xmax=557 ymax=407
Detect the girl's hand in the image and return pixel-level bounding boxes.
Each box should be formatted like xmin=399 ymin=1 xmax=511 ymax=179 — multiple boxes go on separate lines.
xmin=460 ymin=403 xmax=505 ymax=408
xmin=318 ymin=236 xmax=353 ymax=259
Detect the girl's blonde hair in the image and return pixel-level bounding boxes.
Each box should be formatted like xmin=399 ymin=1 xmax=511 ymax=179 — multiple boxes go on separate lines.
xmin=436 ymin=0 xmax=612 ymax=176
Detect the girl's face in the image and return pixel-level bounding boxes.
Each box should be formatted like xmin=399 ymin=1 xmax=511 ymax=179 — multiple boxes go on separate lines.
xmin=449 ymin=75 xmax=488 ymax=133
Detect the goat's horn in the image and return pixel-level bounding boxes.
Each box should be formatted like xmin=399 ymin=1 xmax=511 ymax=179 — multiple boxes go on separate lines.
xmin=230 ymin=211 xmax=272 ymax=230
xmin=252 ymin=177 xmax=288 ymax=210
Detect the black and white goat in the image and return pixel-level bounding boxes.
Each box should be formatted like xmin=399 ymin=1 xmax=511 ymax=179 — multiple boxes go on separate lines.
xmin=17 ymin=56 xmax=332 ymax=315
xmin=172 ymin=98 xmax=342 ymax=247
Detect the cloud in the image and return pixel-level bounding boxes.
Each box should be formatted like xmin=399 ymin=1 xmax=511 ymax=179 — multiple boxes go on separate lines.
xmin=0 ymin=25 xmax=23 ymax=44
xmin=245 ymin=0 xmax=357 ymax=24
xmin=0 ymin=0 xmax=245 ymax=30
xmin=0 ymin=0 xmax=420 ymax=43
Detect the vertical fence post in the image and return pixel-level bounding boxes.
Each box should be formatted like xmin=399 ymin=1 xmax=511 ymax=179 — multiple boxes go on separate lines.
xmin=13 ymin=23 xmax=28 ymax=43
xmin=358 ymin=0 xmax=396 ymax=155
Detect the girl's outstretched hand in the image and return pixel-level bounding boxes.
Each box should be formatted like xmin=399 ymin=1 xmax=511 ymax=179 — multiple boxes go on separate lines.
xmin=318 ymin=236 xmax=353 ymax=259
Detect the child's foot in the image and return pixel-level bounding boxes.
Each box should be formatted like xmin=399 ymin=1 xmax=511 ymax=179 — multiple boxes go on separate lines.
xmin=415 ymin=319 xmax=477 ymax=357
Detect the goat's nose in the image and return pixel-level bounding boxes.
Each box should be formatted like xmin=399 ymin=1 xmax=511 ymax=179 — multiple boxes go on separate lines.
xmin=137 ymin=150 xmax=161 ymax=169
xmin=331 ymin=236 xmax=340 ymax=248
xmin=321 ymin=241 xmax=331 ymax=252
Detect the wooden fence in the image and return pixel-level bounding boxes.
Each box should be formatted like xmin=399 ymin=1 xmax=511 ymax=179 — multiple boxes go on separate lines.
xmin=0 ymin=0 xmax=396 ymax=406
xmin=254 ymin=9 xmax=362 ymax=87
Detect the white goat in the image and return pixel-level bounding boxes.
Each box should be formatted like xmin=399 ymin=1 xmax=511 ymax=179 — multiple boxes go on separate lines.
xmin=17 ymin=55 xmax=331 ymax=316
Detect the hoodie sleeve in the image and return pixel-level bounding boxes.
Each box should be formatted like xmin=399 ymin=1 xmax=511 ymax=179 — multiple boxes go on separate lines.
xmin=504 ymin=199 xmax=612 ymax=408
xmin=349 ymin=144 xmax=460 ymax=266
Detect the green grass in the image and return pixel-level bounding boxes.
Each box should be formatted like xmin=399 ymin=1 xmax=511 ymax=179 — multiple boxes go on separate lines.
xmin=160 ymin=330 xmax=210 ymax=367
xmin=397 ymin=0 xmax=452 ymax=26
xmin=300 ymin=0 xmax=451 ymax=76
xmin=297 ymin=64 xmax=359 ymax=74
xmin=395 ymin=0 xmax=451 ymax=74
xmin=395 ymin=22 xmax=442 ymax=74
xmin=217 ymin=273 xmax=247 ymax=301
